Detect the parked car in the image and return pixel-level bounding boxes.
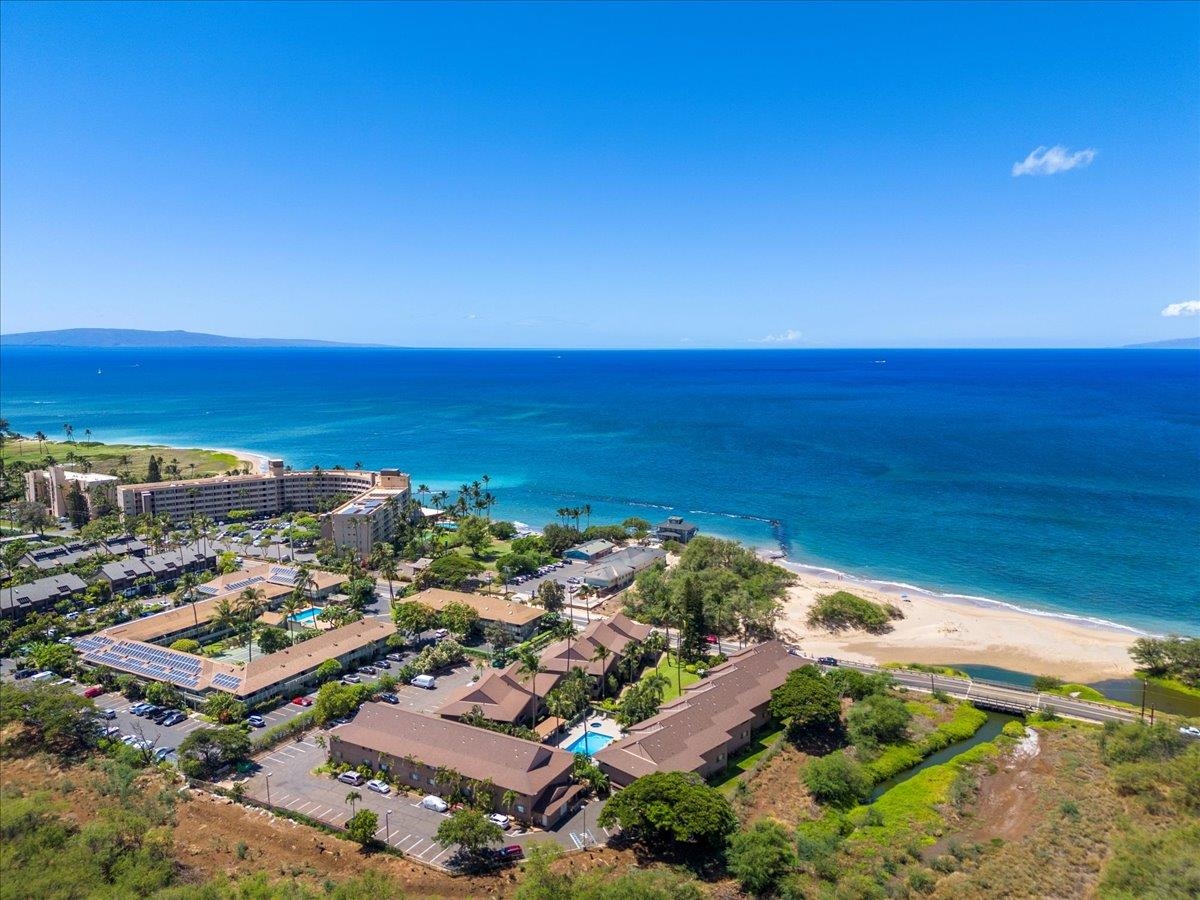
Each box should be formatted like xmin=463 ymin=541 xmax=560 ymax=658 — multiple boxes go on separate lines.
xmin=338 ymin=771 xmax=366 ymax=786
xmin=377 ymin=692 xmax=399 ymax=704
xmin=432 ymin=628 xmax=449 ymax=639
xmin=817 ymin=656 xmax=839 ymax=666
xmin=246 ymin=715 xmax=267 ymax=728
xmin=150 ymin=709 xmax=174 ymax=724
xmin=292 ymin=696 xmax=313 ymax=706
xmin=487 ymin=813 xmax=512 ymax=829
xmin=386 ymin=653 xmax=405 ymax=663
xmin=129 ymin=702 xmax=151 ymax=715
xmin=1180 ymin=726 xmax=1200 ymax=739
xmin=11 ymin=669 xmax=35 ymax=680
xmin=410 ymin=674 xmax=436 ymax=690
xmin=83 ymin=685 xmax=105 ymax=698
xmin=98 ymin=708 xmax=117 ymax=720
xmin=366 ymin=779 xmax=391 ymax=795
xmin=704 ymin=634 xmax=719 ymax=645
xmin=139 ymin=705 xmax=163 ymax=719
xmin=497 ymin=845 xmax=524 ymax=860
xmin=419 ymin=794 xmax=448 ymax=812
xmin=358 ymin=666 xmax=377 ymax=676
xmin=161 ymin=711 xmax=187 ymax=727
xmin=30 ymin=671 xmax=56 ymax=682
xmin=102 ymin=725 xmax=121 ymax=737
xmin=153 ymin=747 xmax=174 ymax=761
xmin=341 ymin=674 xmax=361 ymax=684
xmin=374 ymin=659 xmax=391 ymax=668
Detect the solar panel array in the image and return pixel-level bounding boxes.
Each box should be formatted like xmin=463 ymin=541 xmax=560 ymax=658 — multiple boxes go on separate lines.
xmin=211 ymin=672 xmax=242 ymax=691
xmin=74 ymin=635 xmax=114 ymax=654
xmin=225 ymin=575 xmax=265 ymax=592
xmin=81 ymin=638 xmax=204 ymax=689
xmin=268 ymin=565 xmax=299 ymax=585
xmin=196 ymin=585 xmax=220 ymax=596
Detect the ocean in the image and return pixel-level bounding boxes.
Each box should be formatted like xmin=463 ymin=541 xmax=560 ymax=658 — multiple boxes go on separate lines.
xmin=2 ymin=347 xmax=1197 ymax=634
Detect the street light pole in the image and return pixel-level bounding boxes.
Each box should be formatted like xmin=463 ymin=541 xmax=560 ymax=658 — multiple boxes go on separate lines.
xmin=385 ymin=809 xmax=392 ymax=845
xmin=264 ymin=772 xmax=272 ymax=807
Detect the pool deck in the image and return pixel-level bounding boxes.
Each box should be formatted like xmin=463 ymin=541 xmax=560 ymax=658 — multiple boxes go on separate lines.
xmin=555 ymin=713 xmax=622 ymax=755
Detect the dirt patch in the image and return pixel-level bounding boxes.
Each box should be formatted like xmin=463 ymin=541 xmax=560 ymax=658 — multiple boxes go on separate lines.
xmin=736 ymin=741 xmax=821 ymax=824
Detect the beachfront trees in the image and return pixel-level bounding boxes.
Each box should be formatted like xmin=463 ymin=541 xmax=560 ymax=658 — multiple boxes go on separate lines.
xmin=457 ymin=516 xmax=492 ymax=558
xmin=627 ymin=536 xmax=791 ymax=646
xmin=540 ymin=523 xmax=579 ymax=557
xmin=598 ymin=771 xmax=737 ymax=854
xmin=770 ymin=666 xmax=842 ymax=739
xmin=1129 ymin=635 xmax=1200 ymax=688
xmin=623 ymin=516 xmax=652 ymax=539
xmin=807 ymin=591 xmax=903 ymax=634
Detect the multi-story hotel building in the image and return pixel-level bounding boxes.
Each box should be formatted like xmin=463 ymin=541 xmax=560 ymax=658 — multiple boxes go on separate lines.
xmin=115 ymin=460 xmax=412 ymax=557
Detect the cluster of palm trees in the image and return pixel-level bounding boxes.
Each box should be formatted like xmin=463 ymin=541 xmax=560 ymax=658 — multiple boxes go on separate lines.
xmin=415 ymin=475 xmax=496 ymax=520
xmin=554 ymin=504 xmax=593 ymax=530
xmin=212 ymin=586 xmax=267 ymax=661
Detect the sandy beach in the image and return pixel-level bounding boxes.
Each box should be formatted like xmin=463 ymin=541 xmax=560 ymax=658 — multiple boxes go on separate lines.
xmin=773 ymin=561 xmax=1138 ymax=682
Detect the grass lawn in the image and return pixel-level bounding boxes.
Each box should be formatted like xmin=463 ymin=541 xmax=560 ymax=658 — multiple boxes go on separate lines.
xmin=712 ymin=721 xmax=788 ymax=794
xmin=447 ymin=537 xmax=513 ymax=567
xmin=5 ymin=439 xmax=241 ymax=481
xmin=641 ymin=652 xmax=700 ymax=703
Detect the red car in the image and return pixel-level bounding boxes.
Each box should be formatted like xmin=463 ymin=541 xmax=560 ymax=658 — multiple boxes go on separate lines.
xmin=704 ymin=635 xmax=720 ymax=645
xmin=83 ymin=685 xmax=105 ymax=698
xmin=292 ymin=696 xmax=313 ymax=707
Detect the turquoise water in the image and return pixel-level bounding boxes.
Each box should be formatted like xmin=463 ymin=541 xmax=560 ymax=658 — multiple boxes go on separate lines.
xmin=563 ymin=730 xmax=616 ymax=756
xmin=289 ymin=607 xmax=323 ymax=627
xmin=2 ymin=347 xmax=1197 ymax=634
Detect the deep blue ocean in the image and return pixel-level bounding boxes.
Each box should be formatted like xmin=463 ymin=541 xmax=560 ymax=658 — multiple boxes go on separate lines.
xmin=2 ymin=347 xmax=1197 ymax=634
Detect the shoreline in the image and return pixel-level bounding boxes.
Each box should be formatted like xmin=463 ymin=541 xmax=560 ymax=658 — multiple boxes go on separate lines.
xmin=769 ymin=558 xmax=1138 ymax=682
xmin=127 ymin=437 xmax=1146 ymax=679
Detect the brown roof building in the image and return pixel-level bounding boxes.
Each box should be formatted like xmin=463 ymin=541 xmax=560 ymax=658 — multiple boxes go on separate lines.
xmin=436 ymin=662 xmax=562 ymax=725
xmin=539 ymin=612 xmax=653 ymax=682
xmin=593 ymin=640 xmax=805 ymax=786
xmin=412 ymin=588 xmax=546 ymax=639
xmin=329 ymin=704 xmax=583 ymax=827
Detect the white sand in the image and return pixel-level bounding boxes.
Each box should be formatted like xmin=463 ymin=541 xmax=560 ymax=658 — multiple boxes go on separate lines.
xmin=774 ymin=563 xmax=1137 ymax=682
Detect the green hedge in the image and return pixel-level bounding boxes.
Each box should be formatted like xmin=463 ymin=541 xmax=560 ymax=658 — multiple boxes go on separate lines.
xmin=865 ymin=703 xmax=988 ymax=783
xmin=251 ymin=710 xmax=316 ymax=751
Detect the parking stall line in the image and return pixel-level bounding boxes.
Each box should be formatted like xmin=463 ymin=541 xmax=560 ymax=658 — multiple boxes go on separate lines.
xmin=429 ymin=847 xmax=451 ymax=864
xmin=294 ymin=801 xmax=316 ymax=813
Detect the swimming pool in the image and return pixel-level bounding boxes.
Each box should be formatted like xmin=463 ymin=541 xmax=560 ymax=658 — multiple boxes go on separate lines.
xmin=289 ymin=607 xmax=323 ymax=627
xmin=562 ymin=730 xmax=616 ymax=756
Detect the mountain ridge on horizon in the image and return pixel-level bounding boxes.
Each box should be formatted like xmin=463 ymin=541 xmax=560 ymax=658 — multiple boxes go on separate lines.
xmin=0 ymin=328 xmax=396 ymax=349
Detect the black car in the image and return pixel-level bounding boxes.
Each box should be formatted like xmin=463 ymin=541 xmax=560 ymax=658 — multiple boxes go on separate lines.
xmin=150 ymin=708 xmax=174 ymax=724
xmin=817 ymin=656 xmax=839 ymax=667
xmin=377 ymin=692 xmax=400 ymax=704
xmin=138 ymin=705 xmax=163 ymax=718
xmin=12 ymin=669 xmax=35 ymax=680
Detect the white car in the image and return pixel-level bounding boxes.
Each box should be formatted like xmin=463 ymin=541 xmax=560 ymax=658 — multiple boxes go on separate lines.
xmin=1180 ymin=725 xmax=1200 ymax=738
xmin=366 ymin=779 xmax=391 ymax=795
xmin=487 ymin=813 xmax=512 ymax=829
xmin=420 ymin=795 xmax=449 ymax=812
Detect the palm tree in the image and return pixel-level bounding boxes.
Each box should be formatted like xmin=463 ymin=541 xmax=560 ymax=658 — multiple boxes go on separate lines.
xmin=293 ymin=565 xmax=317 ymax=603
xmin=279 ymin=595 xmax=303 ymax=640
xmin=416 ymin=483 xmax=430 ymax=506
xmin=212 ymin=597 xmax=239 ymax=640
xmin=84 ymin=428 xmax=92 ymax=443
xmin=236 ymin=586 xmax=265 ymax=661
xmin=345 ymin=790 xmax=362 ymax=813
xmin=516 ymin=650 xmax=546 ymax=729
xmin=62 ymin=423 xmax=74 ymax=443
xmin=501 ymin=789 xmax=518 ymax=816
xmin=34 ymin=431 xmax=46 ymax=455
xmin=378 ymin=555 xmax=397 ymax=605
xmin=173 ymin=572 xmax=201 ymax=627
xmin=591 ymin=644 xmax=612 ymax=698
xmin=583 ymin=503 xmax=592 ymax=529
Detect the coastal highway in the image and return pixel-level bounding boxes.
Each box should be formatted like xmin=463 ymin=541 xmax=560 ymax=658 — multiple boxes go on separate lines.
xmin=656 ymin=631 xmax=1145 ymax=727
xmin=823 ymin=657 xmax=1144 ymax=726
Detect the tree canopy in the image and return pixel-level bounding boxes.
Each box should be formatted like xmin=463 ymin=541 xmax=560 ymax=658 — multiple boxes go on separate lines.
xmin=435 ymin=808 xmax=503 ymax=856
xmin=726 ymin=819 xmax=798 ymax=896
xmin=597 ymin=771 xmax=737 ymax=852
xmin=769 ymin=666 xmax=843 ymax=737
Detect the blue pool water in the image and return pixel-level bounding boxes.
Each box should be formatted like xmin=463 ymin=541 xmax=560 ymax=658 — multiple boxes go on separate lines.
xmin=2 ymin=347 xmax=1197 ymax=633
xmin=563 ymin=731 xmax=616 ymax=756
xmin=289 ymin=607 xmax=323 ymax=627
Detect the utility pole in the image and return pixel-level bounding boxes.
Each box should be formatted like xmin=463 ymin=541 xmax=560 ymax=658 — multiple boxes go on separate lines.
xmin=1140 ymin=680 xmax=1147 ymax=723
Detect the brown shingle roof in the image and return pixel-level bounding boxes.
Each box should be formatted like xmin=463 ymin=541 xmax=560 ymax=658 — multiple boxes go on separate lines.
xmin=332 ymin=704 xmax=575 ymax=798
xmin=436 ymin=662 xmax=562 ymax=724
xmin=237 ymin=617 xmax=395 ymax=696
xmin=594 ymin=640 xmax=805 ymax=782
xmin=539 ymin=612 xmax=653 ymax=679
xmin=412 ymin=588 xmax=546 ymax=627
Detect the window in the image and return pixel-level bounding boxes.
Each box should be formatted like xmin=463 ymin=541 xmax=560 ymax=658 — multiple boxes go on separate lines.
xmin=516 ymin=804 xmax=526 ymax=814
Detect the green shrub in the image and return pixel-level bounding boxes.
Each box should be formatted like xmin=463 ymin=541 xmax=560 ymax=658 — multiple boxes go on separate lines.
xmin=804 ymin=752 xmax=872 ymax=808
xmin=807 ymin=591 xmax=903 ymax=634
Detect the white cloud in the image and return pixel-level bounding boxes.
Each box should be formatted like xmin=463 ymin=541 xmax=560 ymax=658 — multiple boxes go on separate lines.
xmin=1011 ymin=145 xmax=1096 ymax=177
xmin=751 ymin=328 xmax=803 ymax=344
xmin=1161 ymin=301 xmax=1200 ymax=317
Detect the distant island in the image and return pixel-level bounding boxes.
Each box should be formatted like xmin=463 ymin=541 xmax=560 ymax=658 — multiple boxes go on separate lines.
xmin=0 ymin=328 xmax=394 ymax=349
xmin=1123 ymin=336 xmax=1200 ymax=350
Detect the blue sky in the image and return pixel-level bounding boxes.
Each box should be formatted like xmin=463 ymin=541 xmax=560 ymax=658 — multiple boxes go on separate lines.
xmin=2 ymin=2 xmax=1197 ymax=348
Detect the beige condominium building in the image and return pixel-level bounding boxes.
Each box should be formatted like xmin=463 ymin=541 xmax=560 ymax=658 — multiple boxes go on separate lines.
xmin=25 ymin=465 xmax=118 ymax=520
xmin=115 ymin=460 xmax=412 ymax=556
